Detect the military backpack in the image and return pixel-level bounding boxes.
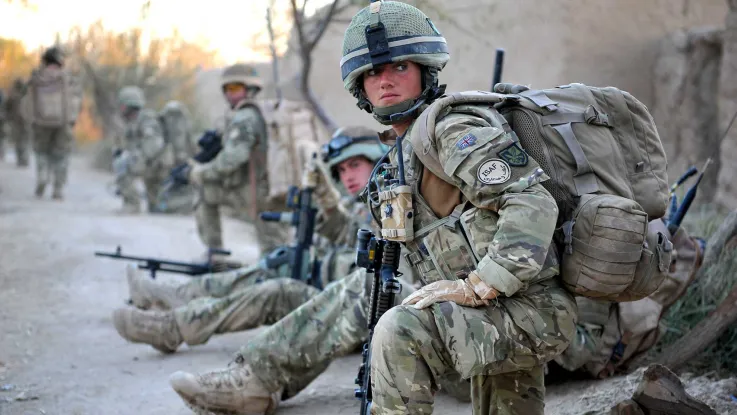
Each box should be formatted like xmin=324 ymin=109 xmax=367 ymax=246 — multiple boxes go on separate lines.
xmin=410 ymin=84 xmax=673 ymax=302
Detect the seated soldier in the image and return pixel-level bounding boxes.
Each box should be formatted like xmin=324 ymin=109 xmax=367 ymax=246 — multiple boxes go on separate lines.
xmin=111 ymin=127 xmax=391 ymax=352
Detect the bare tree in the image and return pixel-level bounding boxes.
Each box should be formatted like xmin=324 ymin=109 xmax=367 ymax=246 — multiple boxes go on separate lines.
xmin=287 ymin=0 xmax=349 ymax=133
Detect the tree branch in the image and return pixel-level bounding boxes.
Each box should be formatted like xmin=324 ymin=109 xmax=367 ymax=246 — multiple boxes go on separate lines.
xmin=307 ymin=0 xmax=341 ymax=52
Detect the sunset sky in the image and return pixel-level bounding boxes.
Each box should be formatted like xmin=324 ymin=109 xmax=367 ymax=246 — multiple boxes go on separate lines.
xmin=0 ymin=0 xmax=333 ymax=63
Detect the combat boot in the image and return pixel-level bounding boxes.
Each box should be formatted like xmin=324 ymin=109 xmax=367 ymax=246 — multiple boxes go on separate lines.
xmin=52 ymin=188 xmax=63 ymax=201
xmin=169 ymin=358 xmax=282 ymax=415
xmin=126 ymin=265 xmax=188 ymax=310
xmin=34 ymin=183 xmax=45 ymax=198
xmin=112 ymin=307 xmax=183 ymax=353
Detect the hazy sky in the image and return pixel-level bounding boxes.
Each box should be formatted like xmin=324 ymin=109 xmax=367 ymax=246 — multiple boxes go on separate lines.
xmin=0 ymin=0 xmax=333 ymax=63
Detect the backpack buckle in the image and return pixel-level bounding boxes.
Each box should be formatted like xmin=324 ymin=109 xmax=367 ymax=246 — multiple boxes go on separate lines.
xmin=584 ymin=105 xmax=610 ymax=127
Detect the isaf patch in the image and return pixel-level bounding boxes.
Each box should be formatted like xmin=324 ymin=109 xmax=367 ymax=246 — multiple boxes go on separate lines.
xmin=456 ymin=133 xmax=478 ymax=150
xmin=477 ymin=159 xmax=511 ymax=185
xmin=497 ymin=142 xmax=529 ymax=167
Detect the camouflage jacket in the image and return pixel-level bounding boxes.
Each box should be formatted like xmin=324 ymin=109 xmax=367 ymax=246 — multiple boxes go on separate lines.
xmin=375 ymin=103 xmax=560 ymax=297
xmin=199 ymin=99 xmax=268 ymax=193
xmin=121 ymin=109 xmax=167 ymax=174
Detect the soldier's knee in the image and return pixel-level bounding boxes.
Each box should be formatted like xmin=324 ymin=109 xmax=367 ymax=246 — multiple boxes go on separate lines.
xmin=373 ymin=305 xmax=428 ymax=348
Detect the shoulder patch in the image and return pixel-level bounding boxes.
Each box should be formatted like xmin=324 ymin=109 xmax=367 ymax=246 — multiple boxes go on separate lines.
xmin=456 ymin=133 xmax=477 ymax=150
xmin=477 ymin=159 xmax=511 ymax=185
xmin=497 ymin=142 xmax=529 ymax=167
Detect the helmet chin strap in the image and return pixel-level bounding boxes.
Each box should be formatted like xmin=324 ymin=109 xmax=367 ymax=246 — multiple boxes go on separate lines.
xmin=352 ymin=66 xmax=446 ymax=126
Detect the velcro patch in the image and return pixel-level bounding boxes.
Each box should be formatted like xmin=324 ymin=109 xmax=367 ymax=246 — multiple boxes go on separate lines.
xmin=456 ymin=133 xmax=478 ymax=150
xmin=497 ymin=142 xmax=529 ymax=167
xmin=476 ymin=159 xmax=511 ymax=185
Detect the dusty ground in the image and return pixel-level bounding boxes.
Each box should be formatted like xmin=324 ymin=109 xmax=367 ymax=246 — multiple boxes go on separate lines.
xmin=1 ymin=153 xmax=736 ymax=415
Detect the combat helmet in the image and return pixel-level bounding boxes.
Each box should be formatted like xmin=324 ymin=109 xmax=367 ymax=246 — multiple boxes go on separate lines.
xmin=322 ymin=126 xmax=388 ymax=181
xmin=41 ymin=46 xmax=64 ymax=66
xmin=340 ymin=1 xmax=449 ymax=125
xmin=220 ymin=63 xmax=263 ymax=94
xmin=118 ymin=86 xmax=146 ymax=109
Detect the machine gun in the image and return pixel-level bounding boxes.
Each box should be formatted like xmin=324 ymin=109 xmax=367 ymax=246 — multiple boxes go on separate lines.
xmin=157 ymin=130 xmax=223 ymax=210
xmin=94 ymin=246 xmax=239 ymax=279
xmin=259 ymin=185 xmax=323 ymax=289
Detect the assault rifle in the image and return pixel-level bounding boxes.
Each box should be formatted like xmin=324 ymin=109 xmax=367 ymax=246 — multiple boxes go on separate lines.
xmin=354 ymin=136 xmax=405 ymax=415
xmin=157 ymin=130 xmax=223 ymax=210
xmin=259 ymin=185 xmax=323 ymax=289
xmin=94 ymin=246 xmax=239 ymax=279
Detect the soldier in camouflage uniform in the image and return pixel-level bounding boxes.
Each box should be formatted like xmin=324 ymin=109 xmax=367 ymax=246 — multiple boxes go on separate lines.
xmin=188 ymin=63 xmax=288 ymax=257
xmin=156 ymin=100 xmax=196 ymax=213
xmin=113 ymin=86 xmax=169 ymax=214
xmin=111 ymin=128 xmax=388 ymax=354
xmin=167 ymin=3 xmax=578 ymax=415
xmin=27 ymin=46 xmax=82 ymax=200
xmin=4 ymin=79 xmax=31 ymax=167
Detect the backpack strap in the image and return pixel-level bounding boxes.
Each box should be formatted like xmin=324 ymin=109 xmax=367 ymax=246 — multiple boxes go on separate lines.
xmin=517 ymin=88 xmax=605 ymax=196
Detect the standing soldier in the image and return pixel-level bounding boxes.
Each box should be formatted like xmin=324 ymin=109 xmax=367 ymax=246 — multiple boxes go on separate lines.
xmin=26 ymin=46 xmax=81 ymax=200
xmin=5 ymin=78 xmax=31 ymax=167
xmin=113 ymin=86 xmax=168 ymax=213
xmin=156 ymin=100 xmax=196 ymax=213
xmin=186 ymin=63 xmax=288 ymax=258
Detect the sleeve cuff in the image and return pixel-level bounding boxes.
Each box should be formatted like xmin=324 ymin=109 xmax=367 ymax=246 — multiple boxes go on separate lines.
xmin=475 ymin=255 xmax=525 ymax=297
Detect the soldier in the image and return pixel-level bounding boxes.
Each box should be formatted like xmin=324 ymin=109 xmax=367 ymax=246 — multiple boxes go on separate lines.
xmin=155 ymin=100 xmax=196 ymax=213
xmin=113 ymin=86 xmax=169 ymax=214
xmin=26 ymin=46 xmax=81 ymax=200
xmin=168 ymin=2 xmax=577 ymax=415
xmin=5 ymin=79 xmax=31 ymax=167
xmin=111 ymin=128 xmax=389 ymax=353
xmin=187 ymin=63 xmax=288 ymax=258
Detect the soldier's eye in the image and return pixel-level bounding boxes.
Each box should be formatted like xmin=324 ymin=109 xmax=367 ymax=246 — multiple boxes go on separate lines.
xmin=366 ymin=68 xmax=378 ymax=77
xmin=395 ymin=62 xmax=408 ymax=71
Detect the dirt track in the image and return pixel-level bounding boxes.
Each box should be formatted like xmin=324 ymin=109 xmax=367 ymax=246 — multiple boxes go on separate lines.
xmin=1 ymin=154 xmax=736 ymax=415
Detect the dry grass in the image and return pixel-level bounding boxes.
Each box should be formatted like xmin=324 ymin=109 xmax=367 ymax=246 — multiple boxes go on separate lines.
xmin=654 ymin=207 xmax=737 ymax=374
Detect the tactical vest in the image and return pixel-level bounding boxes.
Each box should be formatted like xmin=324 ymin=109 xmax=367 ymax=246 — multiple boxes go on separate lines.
xmin=123 ymin=109 xmax=166 ymax=174
xmin=372 ymin=135 xmax=558 ymax=288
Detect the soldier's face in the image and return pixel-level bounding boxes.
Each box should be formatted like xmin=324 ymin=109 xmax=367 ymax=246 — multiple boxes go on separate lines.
xmin=336 ymin=156 xmax=374 ymax=196
xmin=223 ymin=83 xmax=247 ymax=107
xmin=362 ymin=61 xmax=423 ymax=109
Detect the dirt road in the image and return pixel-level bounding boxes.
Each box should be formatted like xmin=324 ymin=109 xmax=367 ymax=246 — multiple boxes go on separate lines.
xmin=1 ymin=154 xmax=735 ymax=415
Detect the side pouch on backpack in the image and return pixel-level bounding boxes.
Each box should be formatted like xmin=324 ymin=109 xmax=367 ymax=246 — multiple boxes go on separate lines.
xmin=561 ymin=194 xmax=669 ymax=302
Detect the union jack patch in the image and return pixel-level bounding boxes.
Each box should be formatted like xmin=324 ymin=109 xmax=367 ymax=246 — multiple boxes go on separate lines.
xmin=456 ymin=133 xmax=477 ymax=150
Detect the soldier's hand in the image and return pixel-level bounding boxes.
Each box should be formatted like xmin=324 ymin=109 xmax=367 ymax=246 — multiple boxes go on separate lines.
xmin=303 ymin=153 xmax=340 ymax=210
xmin=187 ymin=159 xmax=205 ymax=186
xmin=402 ymin=272 xmax=499 ymax=309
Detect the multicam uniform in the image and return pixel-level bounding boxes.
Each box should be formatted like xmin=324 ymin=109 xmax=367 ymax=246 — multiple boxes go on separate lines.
xmin=344 ymin=3 xmax=576 ymax=414
xmin=156 ymin=100 xmax=196 ymax=213
xmin=114 ymin=86 xmax=168 ymax=212
xmin=114 ymin=196 xmax=373 ymax=352
xmin=194 ymin=64 xmax=288 ymax=254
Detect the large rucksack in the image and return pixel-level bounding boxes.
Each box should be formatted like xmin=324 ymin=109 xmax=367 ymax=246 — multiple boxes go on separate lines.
xmin=410 ymin=84 xmax=673 ymax=302
xmin=28 ymin=67 xmax=80 ymax=127
xmin=259 ymin=99 xmax=324 ymax=202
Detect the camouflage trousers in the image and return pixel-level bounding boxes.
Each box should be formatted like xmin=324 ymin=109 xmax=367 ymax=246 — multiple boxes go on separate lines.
xmin=9 ymin=118 xmax=30 ymax=166
xmin=370 ymin=279 xmax=577 ymax=415
xmin=195 ymin=182 xmax=289 ymax=254
xmin=117 ymin=165 xmax=169 ymax=212
xmin=165 ymin=263 xmax=274 ymax=308
xmin=32 ymin=124 xmax=73 ymax=192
